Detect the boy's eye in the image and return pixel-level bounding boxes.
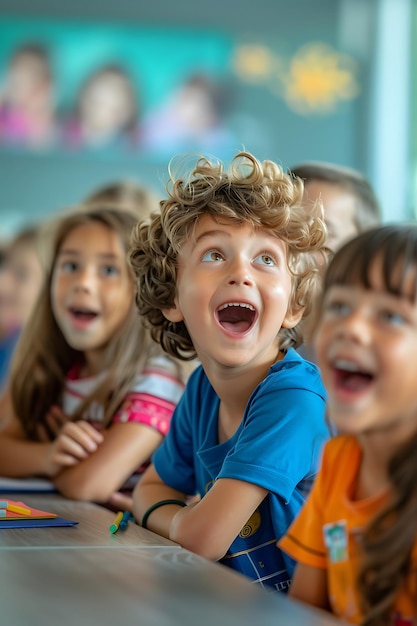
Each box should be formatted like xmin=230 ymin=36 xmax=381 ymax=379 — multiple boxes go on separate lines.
xmin=254 ymin=253 xmax=276 ymax=267
xmin=201 ymin=250 xmax=224 ymax=262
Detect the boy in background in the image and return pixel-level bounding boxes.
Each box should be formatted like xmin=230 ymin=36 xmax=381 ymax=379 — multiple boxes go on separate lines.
xmin=291 ymin=161 xmax=382 ymax=366
xmin=290 ymin=161 xmax=381 ymax=253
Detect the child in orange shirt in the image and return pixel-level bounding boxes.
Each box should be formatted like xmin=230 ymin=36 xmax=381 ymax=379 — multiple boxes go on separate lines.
xmin=279 ymin=224 xmax=417 ymax=625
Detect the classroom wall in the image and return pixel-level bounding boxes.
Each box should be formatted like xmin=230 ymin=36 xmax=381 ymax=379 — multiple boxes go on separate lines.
xmin=0 ymin=0 xmax=412 ymax=234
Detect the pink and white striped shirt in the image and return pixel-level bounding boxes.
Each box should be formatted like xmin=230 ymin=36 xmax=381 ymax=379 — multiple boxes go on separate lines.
xmin=62 ymin=355 xmax=185 ymax=436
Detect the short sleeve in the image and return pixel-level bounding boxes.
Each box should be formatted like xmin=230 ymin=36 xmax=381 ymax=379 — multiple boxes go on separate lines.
xmin=218 ymin=358 xmax=328 ymax=502
xmin=113 ymin=356 xmax=185 ymax=436
xmin=278 ymin=440 xmax=333 ymax=569
xmin=153 ymin=366 xmax=213 ymax=496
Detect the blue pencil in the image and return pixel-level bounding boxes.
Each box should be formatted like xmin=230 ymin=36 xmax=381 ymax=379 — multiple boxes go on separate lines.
xmin=119 ymin=511 xmax=134 ymax=531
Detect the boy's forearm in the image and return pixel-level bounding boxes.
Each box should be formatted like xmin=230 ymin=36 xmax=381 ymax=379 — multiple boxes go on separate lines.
xmin=132 ymin=483 xmax=186 ymax=539
xmin=170 ymin=478 xmax=268 ymax=560
xmin=169 ymin=501 xmax=228 ymax=560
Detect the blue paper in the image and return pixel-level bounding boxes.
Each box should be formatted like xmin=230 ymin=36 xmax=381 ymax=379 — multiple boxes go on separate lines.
xmin=0 ymin=516 xmax=78 ymax=529
xmin=0 ymin=477 xmax=56 ymax=494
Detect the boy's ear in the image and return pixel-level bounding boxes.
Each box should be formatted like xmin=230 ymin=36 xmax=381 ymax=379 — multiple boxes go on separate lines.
xmin=162 ymin=299 xmax=184 ymax=323
xmin=281 ymin=305 xmax=304 ymax=329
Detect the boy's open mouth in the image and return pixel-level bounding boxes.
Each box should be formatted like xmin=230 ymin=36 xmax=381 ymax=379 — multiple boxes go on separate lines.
xmin=216 ymin=302 xmax=256 ymax=333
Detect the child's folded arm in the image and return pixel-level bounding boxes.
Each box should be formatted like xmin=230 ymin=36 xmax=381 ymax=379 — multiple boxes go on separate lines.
xmin=132 ymin=463 xmax=187 ymax=539
xmin=52 ymin=421 xmax=163 ymax=502
xmin=169 ymin=477 xmax=267 ymax=561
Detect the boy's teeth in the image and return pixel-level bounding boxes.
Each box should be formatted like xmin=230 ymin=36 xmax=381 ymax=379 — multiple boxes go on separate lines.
xmin=219 ymin=303 xmax=255 ymax=311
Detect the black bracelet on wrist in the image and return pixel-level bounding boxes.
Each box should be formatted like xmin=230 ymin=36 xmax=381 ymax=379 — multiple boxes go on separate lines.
xmin=141 ymin=499 xmax=187 ymax=529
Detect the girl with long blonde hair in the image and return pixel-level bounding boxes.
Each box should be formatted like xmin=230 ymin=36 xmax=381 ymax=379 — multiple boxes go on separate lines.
xmin=0 ymin=205 xmax=185 ymax=505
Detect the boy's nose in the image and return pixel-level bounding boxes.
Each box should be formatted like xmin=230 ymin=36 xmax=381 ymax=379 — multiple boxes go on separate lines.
xmin=228 ymin=276 xmax=253 ymax=286
xmin=227 ymin=258 xmax=254 ymax=286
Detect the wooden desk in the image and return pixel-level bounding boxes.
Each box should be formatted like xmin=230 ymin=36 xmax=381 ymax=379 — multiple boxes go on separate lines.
xmin=0 ymin=494 xmax=179 ymax=549
xmin=0 ymin=546 xmax=342 ymax=626
xmin=0 ymin=493 xmax=343 ymax=625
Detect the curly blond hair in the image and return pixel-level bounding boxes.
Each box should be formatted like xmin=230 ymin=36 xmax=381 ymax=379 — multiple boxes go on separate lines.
xmin=129 ymin=151 xmax=327 ymax=360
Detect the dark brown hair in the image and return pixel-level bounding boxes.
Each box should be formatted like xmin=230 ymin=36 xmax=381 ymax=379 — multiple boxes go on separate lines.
xmin=318 ymin=224 xmax=417 ymax=626
xmin=291 ymin=161 xmax=381 ymax=232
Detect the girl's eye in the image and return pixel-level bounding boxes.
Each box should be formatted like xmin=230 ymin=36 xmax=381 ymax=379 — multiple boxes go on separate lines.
xmin=101 ymin=265 xmax=119 ymax=277
xmin=380 ymin=310 xmax=406 ymax=326
xmin=254 ymin=253 xmax=276 ymax=267
xmin=61 ymin=261 xmax=78 ymax=272
xmin=325 ymin=299 xmax=351 ymax=316
xmin=201 ymin=250 xmax=224 ymax=262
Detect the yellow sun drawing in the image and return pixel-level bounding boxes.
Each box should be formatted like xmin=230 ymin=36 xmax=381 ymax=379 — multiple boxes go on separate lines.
xmin=284 ymin=42 xmax=359 ymax=114
xmin=232 ymin=41 xmax=359 ymax=115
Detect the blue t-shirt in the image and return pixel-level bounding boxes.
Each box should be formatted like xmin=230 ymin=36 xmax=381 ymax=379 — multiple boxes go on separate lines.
xmin=153 ymin=348 xmax=329 ymax=591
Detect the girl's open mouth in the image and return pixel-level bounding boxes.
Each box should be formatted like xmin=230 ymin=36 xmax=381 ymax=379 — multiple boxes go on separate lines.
xmin=69 ymin=307 xmax=99 ymax=324
xmin=332 ymin=359 xmax=375 ymax=392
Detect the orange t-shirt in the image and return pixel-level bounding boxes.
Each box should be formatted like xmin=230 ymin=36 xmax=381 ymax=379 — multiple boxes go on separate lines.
xmin=279 ymin=435 xmax=417 ymax=624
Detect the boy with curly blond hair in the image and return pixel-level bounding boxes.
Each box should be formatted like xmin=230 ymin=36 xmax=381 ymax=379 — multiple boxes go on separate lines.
xmin=129 ymin=151 xmax=330 ymax=591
